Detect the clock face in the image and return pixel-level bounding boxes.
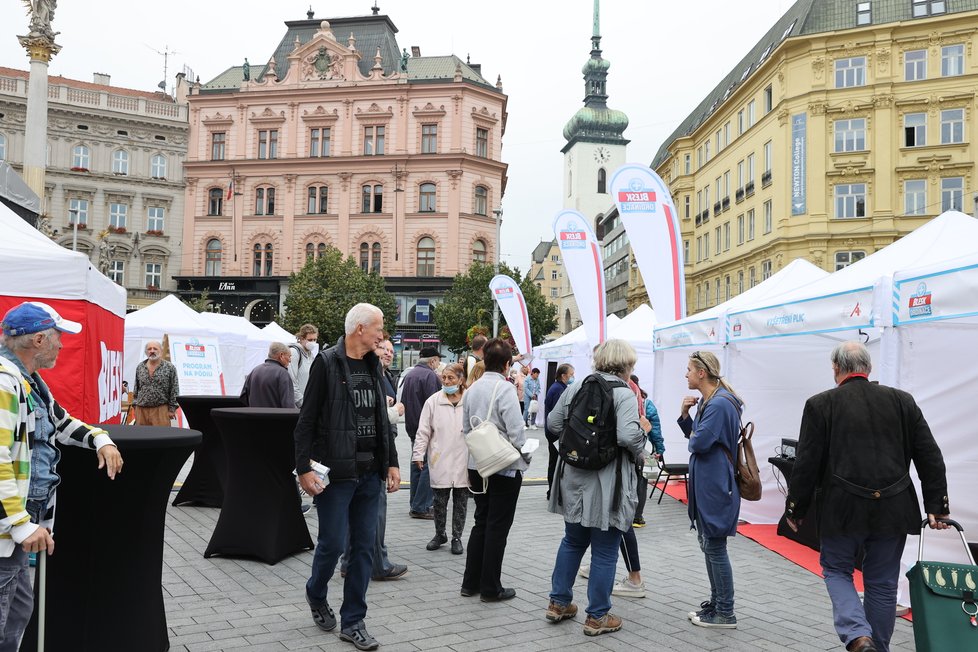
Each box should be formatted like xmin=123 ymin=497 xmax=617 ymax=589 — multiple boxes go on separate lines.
xmin=594 ymin=147 xmax=610 ymax=163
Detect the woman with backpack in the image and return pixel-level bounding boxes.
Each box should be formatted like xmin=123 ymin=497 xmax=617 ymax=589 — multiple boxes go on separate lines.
xmin=544 ymin=339 xmax=647 ymax=637
xmin=679 ymin=350 xmax=744 ymax=630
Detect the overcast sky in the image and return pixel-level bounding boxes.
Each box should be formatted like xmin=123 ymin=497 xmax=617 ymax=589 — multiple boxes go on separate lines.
xmin=1 ymin=0 xmax=794 ymax=272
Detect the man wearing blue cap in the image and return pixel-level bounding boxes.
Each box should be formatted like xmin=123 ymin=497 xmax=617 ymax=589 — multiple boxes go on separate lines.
xmin=0 ymin=301 xmax=124 ymax=651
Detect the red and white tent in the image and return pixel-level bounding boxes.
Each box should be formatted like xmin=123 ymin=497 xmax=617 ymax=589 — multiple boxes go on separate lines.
xmin=0 ymin=203 xmax=127 ymax=424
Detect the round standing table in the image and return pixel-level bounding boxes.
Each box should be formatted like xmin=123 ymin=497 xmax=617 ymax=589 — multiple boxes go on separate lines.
xmin=172 ymin=395 xmax=244 ymax=507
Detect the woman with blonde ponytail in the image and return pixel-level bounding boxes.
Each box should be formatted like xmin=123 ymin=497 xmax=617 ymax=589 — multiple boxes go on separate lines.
xmin=678 ymin=351 xmax=743 ymax=631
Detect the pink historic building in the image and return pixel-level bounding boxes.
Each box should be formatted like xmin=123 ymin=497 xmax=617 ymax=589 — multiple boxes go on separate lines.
xmin=178 ymin=10 xmax=508 ymax=340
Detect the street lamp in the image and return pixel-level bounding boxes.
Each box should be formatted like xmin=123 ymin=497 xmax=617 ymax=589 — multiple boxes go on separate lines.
xmin=68 ymin=208 xmax=79 ymax=251
xmin=492 ymin=207 xmax=502 ymax=337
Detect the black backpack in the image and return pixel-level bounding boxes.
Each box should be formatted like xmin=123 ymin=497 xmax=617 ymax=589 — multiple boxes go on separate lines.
xmin=559 ymin=374 xmax=627 ymax=470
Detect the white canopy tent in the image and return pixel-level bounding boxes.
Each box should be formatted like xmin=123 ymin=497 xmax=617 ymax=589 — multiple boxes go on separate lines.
xmin=260 ymin=321 xmax=296 ymax=343
xmin=195 ymin=311 xmax=262 ymax=393
xmin=609 ymin=304 xmax=657 ymax=392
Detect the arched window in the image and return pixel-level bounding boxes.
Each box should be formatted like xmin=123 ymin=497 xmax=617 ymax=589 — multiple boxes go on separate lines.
xmin=359 ymin=241 xmax=382 ymax=273
xmin=474 ymin=185 xmax=488 ymax=215
xmin=253 ymin=242 xmax=273 ymax=276
xmin=419 ymin=183 xmax=436 ymax=212
xmin=473 ymin=239 xmax=487 ymax=263
xmin=307 ymin=185 xmax=328 ymax=214
xmin=305 ymin=242 xmax=314 ymax=260
xmin=150 ymin=154 xmax=167 ymax=179
xmin=112 ymin=149 xmax=129 ymax=175
xmin=205 ymin=239 xmax=222 ymax=276
xmin=597 ymin=167 xmax=607 ymax=194
xmin=361 ymin=184 xmax=383 ymax=213
xmin=255 ymin=186 xmax=275 ymax=215
xmin=372 ymin=242 xmax=381 ymax=273
xmin=416 ymin=237 xmax=435 ymax=277
xmin=72 ymin=144 xmax=90 ymax=170
xmin=318 ymin=242 xmax=327 ymax=258
xmin=208 ymin=188 xmax=223 ymax=216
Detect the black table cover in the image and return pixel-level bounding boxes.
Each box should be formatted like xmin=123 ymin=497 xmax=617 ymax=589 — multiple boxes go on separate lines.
xmin=204 ymin=408 xmax=313 ymax=564
xmin=770 ymin=456 xmax=821 ymax=551
xmin=24 ymin=425 xmax=201 ymax=652
xmin=172 ymin=395 xmax=244 ymax=507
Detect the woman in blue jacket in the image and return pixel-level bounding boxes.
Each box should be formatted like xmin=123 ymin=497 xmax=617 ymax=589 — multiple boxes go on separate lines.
xmin=678 ymin=351 xmax=743 ymax=630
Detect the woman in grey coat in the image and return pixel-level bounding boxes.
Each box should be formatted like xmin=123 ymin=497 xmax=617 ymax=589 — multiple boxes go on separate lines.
xmin=544 ymin=339 xmax=647 ymax=637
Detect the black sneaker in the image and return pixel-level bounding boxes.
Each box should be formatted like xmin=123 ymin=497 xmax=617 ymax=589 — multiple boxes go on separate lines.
xmin=687 ymin=600 xmax=715 ymax=621
xmin=426 ymin=534 xmax=448 ymax=550
xmin=451 ymin=538 xmax=464 ymax=555
xmin=305 ymin=592 xmax=336 ymax=631
xmin=339 ymin=622 xmax=379 ymax=650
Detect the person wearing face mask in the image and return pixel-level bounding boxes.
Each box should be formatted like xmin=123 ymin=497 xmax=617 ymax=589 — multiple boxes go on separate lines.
xmin=288 ymin=324 xmax=319 ymax=408
xmin=131 ymin=339 xmax=179 ymax=426
xmin=412 ymin=363 xmax=469 ymax=555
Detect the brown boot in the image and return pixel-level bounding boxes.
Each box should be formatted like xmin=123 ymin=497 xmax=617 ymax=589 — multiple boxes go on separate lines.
xmin=583 ymin=612 xmax=622 ymax=636
xmin=545 ymin=600 xmax=578 ymax=623
xmin=847 ymin=636 xmax=878 ymax=652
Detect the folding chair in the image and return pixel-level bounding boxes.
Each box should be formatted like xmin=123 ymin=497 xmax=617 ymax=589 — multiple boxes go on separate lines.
xmin=649 ymin=453 xmax=688 ymax=504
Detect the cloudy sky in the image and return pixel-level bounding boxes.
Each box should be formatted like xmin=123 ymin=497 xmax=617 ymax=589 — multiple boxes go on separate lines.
xmin=1 ymin=0 xmax=793 ymax=271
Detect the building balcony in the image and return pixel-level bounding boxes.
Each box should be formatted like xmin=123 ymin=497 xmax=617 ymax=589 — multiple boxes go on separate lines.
xmin=713 ymin=201 xmax=722 ymax=215
xmin=722 ymin=196 xmax=730 ymax=211
xmin=745 ymin=181 xmax=755 ymax=197
xmin=735 ymin=188 xmax=745 ymax=203
xmin=762 ymin=170 xmax=772 ymax=187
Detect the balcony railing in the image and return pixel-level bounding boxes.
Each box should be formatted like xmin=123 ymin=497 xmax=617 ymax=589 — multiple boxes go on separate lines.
xmin=713 ymin=201 xmax=722 ymax=215
xmin=762 ymin=170 xmax=772 ymax=187
xmin=735 ymin=188 xmax=745 ymax=203
xmin=722 ymin=196 xmax=731 ymax=211
xmin=745 ymin=181 xmax=755 ymax=197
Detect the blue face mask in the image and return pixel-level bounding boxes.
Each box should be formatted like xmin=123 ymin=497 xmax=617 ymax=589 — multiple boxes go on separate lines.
xmin=443 ymin=385 xmax=460 ymax=395
xmin=567 ymin=376 xmax=575 ymax=385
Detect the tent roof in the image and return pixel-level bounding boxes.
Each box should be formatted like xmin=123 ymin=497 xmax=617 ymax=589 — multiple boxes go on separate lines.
xmin=534 ymin=315 xmax=622 ymax=360
xmin=197 ymin=312 xmax=262 ymax=339
xmin=260 ymin=322 xmax=295 ymax=342
xmin=611 ymin=304 xmax=657 ymax=342
xmin=125 ymin=295 xmax=219 ymax=335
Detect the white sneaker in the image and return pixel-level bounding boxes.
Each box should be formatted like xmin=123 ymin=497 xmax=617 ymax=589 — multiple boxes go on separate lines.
xmin=578 ymin=564 xmax=590 ymax=579
xmin=611 ymin=577 xmax=646 ymax=598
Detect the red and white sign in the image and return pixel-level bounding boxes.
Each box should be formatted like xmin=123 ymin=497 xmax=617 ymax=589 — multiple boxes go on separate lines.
xmin=489 ymin=275 xmax=532 ymax=357
xmin=552 ymin=209 xmax=607 ymax=347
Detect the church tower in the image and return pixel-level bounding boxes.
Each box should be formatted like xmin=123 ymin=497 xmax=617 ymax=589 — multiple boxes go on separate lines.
xmin=561 ymin=0 xmax=629 ymax=222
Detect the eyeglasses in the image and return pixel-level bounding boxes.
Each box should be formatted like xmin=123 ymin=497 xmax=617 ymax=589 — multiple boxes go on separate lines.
xmin=690 ymin=351 xmax=706 ymax=365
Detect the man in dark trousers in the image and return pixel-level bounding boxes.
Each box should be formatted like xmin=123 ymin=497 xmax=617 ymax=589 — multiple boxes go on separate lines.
xmin=241 ymin=342 xmax=295 ymax=408
xmin=400 ymin=346 xmax=441 ymax=518
xmin=786 ymin=341 xmax=949 ymax=652
xmin=543 ymin=363 xmax=574 ymax=500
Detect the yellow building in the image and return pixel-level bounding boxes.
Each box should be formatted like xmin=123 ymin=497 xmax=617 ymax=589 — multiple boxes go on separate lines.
xmin=653 ymin=0 xmax=978 ymax=314
xmin=529 ymin=239 xmax=566 ymax=338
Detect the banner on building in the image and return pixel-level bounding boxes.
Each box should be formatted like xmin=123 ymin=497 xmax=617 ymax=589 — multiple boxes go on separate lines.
xmin=168 ymin=335 xmax=226 ymax=395
xmin=791 ymin=113 xmax=807 ymax=216
xmin=552 ymin=209 xmax=607 ymax=348
xmin=489 ymin=274 xmax=533 ymax=357
xmin=609 ymin=164 xmax=687 ymax=322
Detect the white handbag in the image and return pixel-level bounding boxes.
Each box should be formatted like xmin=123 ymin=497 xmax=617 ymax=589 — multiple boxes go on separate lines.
xmin=465 ymin=381 xmax=520 ymax=492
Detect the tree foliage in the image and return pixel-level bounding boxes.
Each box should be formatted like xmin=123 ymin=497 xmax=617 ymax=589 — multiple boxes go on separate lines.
xmin=435 ymin=262 xmax=557 ymax=354
xmin=281 ymin=247 xmax=396 ymax=344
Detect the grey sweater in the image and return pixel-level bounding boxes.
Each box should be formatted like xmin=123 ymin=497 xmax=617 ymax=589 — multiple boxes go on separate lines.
xmin=462 ymin=372 xmax=529 ymax=474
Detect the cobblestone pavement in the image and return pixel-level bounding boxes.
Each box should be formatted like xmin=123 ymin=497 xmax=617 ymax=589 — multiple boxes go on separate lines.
xmin=163 ymin=429 xmax=916 ymax=651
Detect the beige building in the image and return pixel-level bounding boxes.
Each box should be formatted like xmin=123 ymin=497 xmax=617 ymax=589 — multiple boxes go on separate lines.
xmin=529 ymin=239 xmax=565 ymax=338
xmin=652 ymin=0 xmax=978 ymax=314
xmin=0 ymin=67 xmax=189 ymax=309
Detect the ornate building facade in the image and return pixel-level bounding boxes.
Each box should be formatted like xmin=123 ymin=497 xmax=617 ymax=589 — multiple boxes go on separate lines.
xmin=0 ymin=67 xmax=189 ymax=309
xmin=178 ymin=11 xmax=508 ymax=336
xmin=653 ymin=0 xmax=978 ymax=314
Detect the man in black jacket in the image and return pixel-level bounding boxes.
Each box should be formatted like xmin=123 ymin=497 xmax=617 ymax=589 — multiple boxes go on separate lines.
xmin=786 ymin=341 xmax=949 ymax=652
xmin=400 ymin=346 xmax=441 ymax=518
xmin=295 ymin=303 xmax=400 ymax=651
xmin=240 ymin=342 xmax=294 ymax=408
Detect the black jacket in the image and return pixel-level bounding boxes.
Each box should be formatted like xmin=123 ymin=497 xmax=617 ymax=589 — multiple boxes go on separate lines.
xmin=786 ymin=376 xmax=948 ymax=537
xmin=293 ymin=336 xmax=398 ymax=480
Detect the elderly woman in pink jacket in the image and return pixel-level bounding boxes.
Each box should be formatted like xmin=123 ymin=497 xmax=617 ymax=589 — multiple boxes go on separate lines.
xmin=413 ymin=362 xmax=470 ymax=554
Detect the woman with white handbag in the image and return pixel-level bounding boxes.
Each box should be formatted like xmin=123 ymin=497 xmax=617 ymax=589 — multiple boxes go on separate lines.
xmin=459 ymin=338 xmax=527 ymax=602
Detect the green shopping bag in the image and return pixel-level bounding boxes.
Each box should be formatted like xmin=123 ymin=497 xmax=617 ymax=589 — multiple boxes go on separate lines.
xmin=905 ymin=518 xmax=978 ymax=650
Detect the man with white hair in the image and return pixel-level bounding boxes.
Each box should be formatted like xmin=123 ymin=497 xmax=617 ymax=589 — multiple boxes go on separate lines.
xmin=240 ymin=342 xmax=295 ymax=408
xmin=294 ymin=303 xmax=400 ymax=651
xmin=131 ymin=340 xmax=179 ymax=425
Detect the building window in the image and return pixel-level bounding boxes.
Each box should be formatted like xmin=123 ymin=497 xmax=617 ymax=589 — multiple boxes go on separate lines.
xmin=738 ymin=270 xmax=744 ymax=294
xmin=474 ymin=186 xmax=488 ymax=216
xmin=597 ymin=168 xmax=607 ymax=194
xmin=112 ymin=149 xmax=129 ymax=175
xmin=747 ymin=153 xmax=755 ymax=186
xmin=684 ymin=153 xmax=691 ymax=174
xmin=703 ymin=233 xmax=710 ymax=260
xmin=0 ymin=133 xmax=5 ymax=161
xmin=705 ymin=281 xmax=711 ymax=306
xmin=550 ymin=287 xmax=558 ymax=298
xmin=747 ymin=100 xmax=756 ymax=128
xmin=307 ymin=186 xmax=328 ymax=214
xmin=305 ymin=242 xmax=328 ymax=261
xmin=208 ymin=188 xmax=224 ymax=216
xmin=942 ymin=44 xmax=964 ymax=77
xmin=856 ymin=1 xmax=871 ymax=25
xmin=309 ymin=128 xmax=331 ymax=157
xmin=715 ymin=280 xmax=720 ymax=306
xmin=364 ymin=126 xmax=385 ymax=155
xmin=361 ymin=184 xmax=383 ymax=213
xmin=737 ymin=214 xmax=745 ymax=245
xmin=147 ymin=206 xmax=165 ymax=231
xmin=255 ymin=187 xmax=276 ymax=216
xmin=905 ymin=50 xmax=927 ymax=81
xmin=71 ymin=144 xmax=90 ymax=169
xmin=696 ymin=237 xmax=702 ymax=262
xmin=725 ymin=275 xmax=731 ymax=301
xmin=258 ymin=130 xmax=278 ymax=159
xmin=835 ymin=183 xmax=866 ymax=218
xmin=761 ymin=260 xmax=772 ymax=280
xmin=763 ymin=200 xmax=773 ymax=234
xmin=109 ymin=203 xmax=127 ymax=228
xmin=68 ymin=198 xmax=88 ymax=225
xmin=749 ymin=266 xmax=756 ymax=288
xmin=835 ymin=251 xmax=866 ymax=270
xmin=684 ymin=239 xmax=690 ymax=262
xmin=145 ymin=263 xmax=162 ymax=288
xmin=716 ymin=130 xmax=722 ymax=152
xmin=205 ymin=239 xmax=222 ymax=276
xmin=476 ymin=127 xmax=489 ymax=157
xmin=253 ymin=243 xmax=273 ymax=276
xmin=835 ymin=57 xmax=866 ymax=88
xmin=109 ymin=260 xmax=125 ymax=285
xmin=704 ymin=140 xmax=711 ymax=162
xmin=150 ymin=154 xmax=167 ymax=179
xmin=684 ymin=195 xmax=691 ymax=219
xmin=940 ymin=109 xmax=964 ymax=144
xmin=421 ymin=124 xmax=437 ymax=153
xmin=211 ymin=132 xmax=226 ymax=160
xmin=417 ymin=237 xmax=436 ymax=277
xmin=834 ymin=118 xmax=866 ymax=152
xmin=763 ymin=141 xmax=773 ymax=176
xmin=713 ymin=226 xmax=721 ymax=256
xmin=747 ymin=209 xmax=755 ymax=240
xmin=941 ymin=177 xmax=963 ymax=211
xmin=904 ymin=113 xmax=926 ymax=147
xmin=905 ymin=179 xmax=927 ymax=215
xmin=359 ymin=242 xmax=382 ymax=273
xmin=912 ymin=0 xmax=946 ymax=18
xmin=723 ymin=221 xmax=731 ymax=251
xmin=551 ymin=270 xmax=559 ymax=280
xmin=419 ymin=183 xmax=437 ymax=212
xmin=473 ymin=239 xmax=487 ymax=263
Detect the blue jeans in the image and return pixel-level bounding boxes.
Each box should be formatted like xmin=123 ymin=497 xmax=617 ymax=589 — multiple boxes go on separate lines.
xmin=408 ymin=444 xmax=432 ymax=513
xmin=0 ymin=547 xmax=32 ymax=652
xmin=820 ymin=532 xmax=906 ymax=652
xmin=697 ymin=529 xmax=735 ymax=616
xmin=550 ymin=521 xmax=624 ymax=618
xmin=307 ymin=472 xmax=382 ymax=629
xmin=339 ymin=480 xmax=393 ymax=577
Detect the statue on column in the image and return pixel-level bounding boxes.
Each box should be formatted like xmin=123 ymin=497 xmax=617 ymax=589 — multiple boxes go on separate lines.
xmin=96 ymin=229 xmax=115 ymax=275
xmin=22 ymin=0 xmax=58 ymax=41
